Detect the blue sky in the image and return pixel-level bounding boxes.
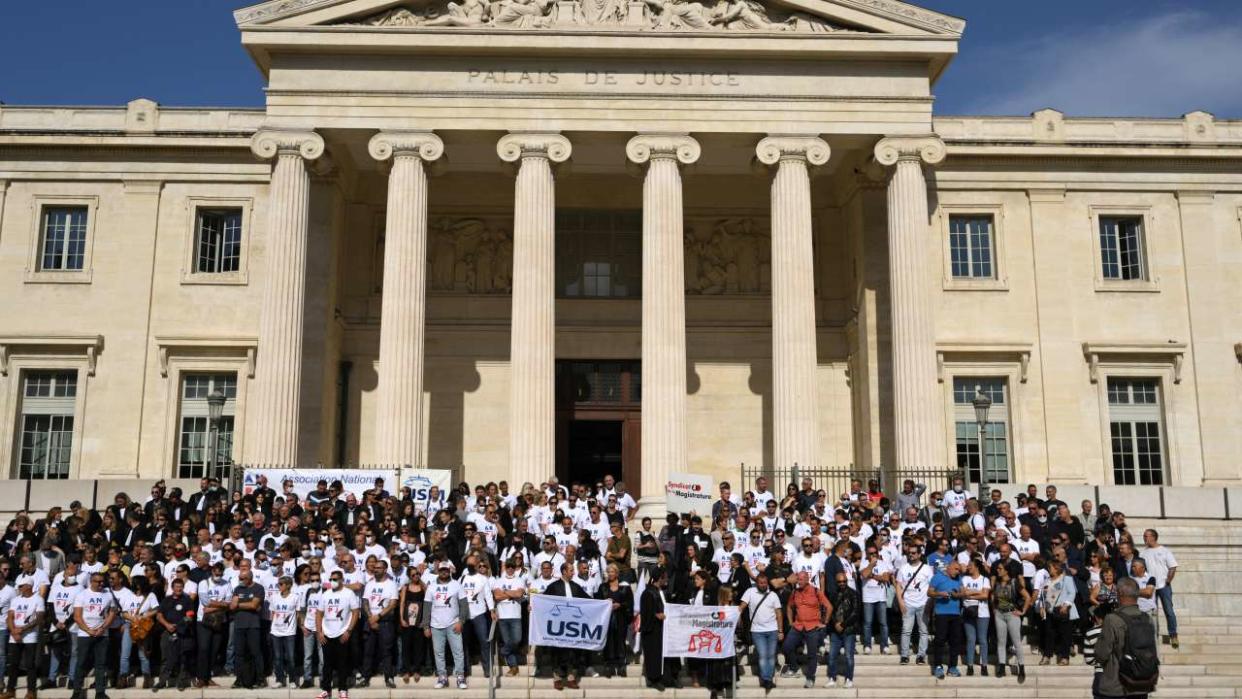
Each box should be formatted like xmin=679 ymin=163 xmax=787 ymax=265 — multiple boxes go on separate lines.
xmin=1 ymin=0 xmax=1240 ymax=118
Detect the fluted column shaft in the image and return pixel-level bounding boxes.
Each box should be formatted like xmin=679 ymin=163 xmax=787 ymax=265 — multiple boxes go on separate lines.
xmin=498 ymin=134 xmax=572 ymax=491
xmin=370 ymin=132 xmax=444 ymax=466
xmin=246 ymin=130 xmax=324 ymax=465
xmin=627 ymin=135 xmax=700 ymax=511
xmin=758 ymin=136 xmax=830 ymax=471
xmin=875 ymin=136 xmax=947 ymax=469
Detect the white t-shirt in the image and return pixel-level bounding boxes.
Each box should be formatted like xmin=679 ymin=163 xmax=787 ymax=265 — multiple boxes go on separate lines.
xmin=318 ymin=588 xmax=359 ymax=638
xmin=1013 ymin=538 xmax=1040 ymax=579
xmin=9 ymin=595 xmax=45 ymax=643
xmin=17 ymin=570 xmax=50 ymax=596
xmin=897 ymin=562 xmax=935 ymax=608
xmin=792 ymin=553 xmax=825 ymax=587
xmin=962 ymin=574 xmax=991 ymax=618
xmin=49 ymin=578 xmax=81 ymax=623
xmin=836 ymin=556 xmax=858 ymax=591
xmin=427 ymin=579 xmax=465 ymax=629
xmin=493 ymin=573 xmax=528 ymax=620
xmin=459 ymin=574 xmax=494 ymax=619
xmin=740 ymin=587 xmax=782 ymax=633
xmin=943 ymin=489 xmax=969 ymax=519
xmin=0 ymin=585 xmax=15 ymax=621
xmin=363 ymin=578 xmax=398 ymax=618
xmin=1132 ymin=576 xmax=1157 ymax=613
xmin=72 ymin=588 xmax=117 ymax=637
xmin=1142 ymin=546 xmax=1178 ymax=589
xmin=269 ymin=592 xmax=300 ymax=637
xmin=302 ymin=586 xmax=322 ymax=633
xmin=197 ymin=578 xmax=234 ymax=621
xmin=862 ymin=560 xmax=893 ymax=604
xmin=712 ymin=547 xmax=738 ymax=583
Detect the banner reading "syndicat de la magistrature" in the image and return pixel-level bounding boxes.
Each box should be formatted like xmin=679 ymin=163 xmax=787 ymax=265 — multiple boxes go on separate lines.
xmin=528 ymin=594 xmax=613 ymax=651
xmin=662 ymin=604 xmax=740 ymax=659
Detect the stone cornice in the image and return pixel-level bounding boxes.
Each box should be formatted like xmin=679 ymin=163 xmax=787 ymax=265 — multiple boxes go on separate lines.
xmin=755 ymin=135 xmax=830 ymax=166
xmin=0 ymin=334 xmax=104 ymax=377
xmin=367 ymin=131 xmax=444 ymax=162
xmin=250 ymin=129 xmax=325 ymax=160
xmin=874 ymin=135 xmax=945 ymax=166
xmin=496 ymin=133 xmax=572 ymax=163
xmin=625 ymin=134 xmax=701 ymax=166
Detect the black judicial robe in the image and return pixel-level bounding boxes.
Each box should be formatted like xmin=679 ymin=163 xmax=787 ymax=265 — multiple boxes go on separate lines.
xmin=641 ymin=585 xmax=681 ymax=683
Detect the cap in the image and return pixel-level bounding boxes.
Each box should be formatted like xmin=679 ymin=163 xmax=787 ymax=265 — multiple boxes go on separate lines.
xmin=437 ymin=562 xmax=452 ymax=570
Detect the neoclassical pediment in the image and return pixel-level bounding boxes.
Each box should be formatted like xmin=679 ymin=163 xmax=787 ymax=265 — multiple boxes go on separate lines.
xmin=235 ymin=0 xmax=964 ymax=35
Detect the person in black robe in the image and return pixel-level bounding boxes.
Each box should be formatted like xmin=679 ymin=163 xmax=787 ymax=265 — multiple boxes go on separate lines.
xmin=544 ymin=563 xmax=593 ymax=690
xmin=596 ymin=564 xmax=635 ymax=677
xmin=641 ymin=568 xmax=682 ymax=691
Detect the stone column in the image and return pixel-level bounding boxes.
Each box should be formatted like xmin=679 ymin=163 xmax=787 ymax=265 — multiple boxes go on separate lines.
xmin=627 ymin=134 xmax=700 ymax=514
xmin=756 ymin=136 xmax=831 ymax=471
xmin=498 ymin=133 xmax=572 ymax=491
xmin=369 ymin=131 xmax=444 ymax=466
xmin=874 ymin=136 xmax=947 ymax=470
xmin=245 ymin=129 xmax=325 ymax=466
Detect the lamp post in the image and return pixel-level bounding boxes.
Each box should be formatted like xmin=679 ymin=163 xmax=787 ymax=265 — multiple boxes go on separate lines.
xmin=972 ymin=384 xmax=992 ymax=501
xmin=206 ymin=390 xmax=226 ymax=490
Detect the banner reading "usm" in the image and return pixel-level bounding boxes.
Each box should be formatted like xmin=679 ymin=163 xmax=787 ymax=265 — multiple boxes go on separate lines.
xmin=662 ymin=604 xmax=740 ymax=659
xmin=528 ymin=595 xmax=612 ymax=651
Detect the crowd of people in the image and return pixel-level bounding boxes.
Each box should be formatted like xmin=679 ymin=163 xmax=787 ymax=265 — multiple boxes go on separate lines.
xmin=0 ymin=471 xmax=1176 ymax=699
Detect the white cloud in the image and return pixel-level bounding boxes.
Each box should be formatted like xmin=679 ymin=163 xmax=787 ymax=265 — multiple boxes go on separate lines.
xmin=964 ymin=11 xmax=1242 ymax=118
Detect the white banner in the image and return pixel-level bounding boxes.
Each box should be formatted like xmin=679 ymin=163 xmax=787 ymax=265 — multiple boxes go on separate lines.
xmin=662 ymin=604 xmax=740 ymax=659
xmin=528 ymin=594 xmax=612 ymax=651
xmin=241 ymin=468 xmax=398 ymax=501
xmin=399 ymin=468 xmax=453 ymax=512
xmin=665 ymin=472 xmax=714 ymax=516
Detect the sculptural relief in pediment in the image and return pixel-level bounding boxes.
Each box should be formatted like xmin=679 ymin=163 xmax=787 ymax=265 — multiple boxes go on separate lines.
xmin=426 ymin=217 xmax=514 ymax=294
xmin=338 ymin=0 xmax=860 ymax=33
xmin=685 ymin=217 xmax=771 ymax=295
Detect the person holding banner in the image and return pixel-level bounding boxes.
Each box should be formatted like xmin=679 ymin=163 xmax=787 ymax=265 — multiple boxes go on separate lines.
xmin=640 ymin=568 xmax=681 ymax=691
xmin=542 ymin=563 xmax=593 ymax=690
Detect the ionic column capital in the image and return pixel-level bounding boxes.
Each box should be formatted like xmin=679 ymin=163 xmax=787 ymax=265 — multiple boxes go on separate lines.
xmin=626 ymin=134 xmax=701 ymax=167
xmin=368 ymin=131 xmax=444 ymax=162
xmin=756 ymin=135 xmax=830 ymax=167
xmin=873 ymin=136 xmax=946 ymax=167
xmin=497 ymin=133 xmax=572 ymax=164
xmin=250 ymin=129 xmax=325 ymax=161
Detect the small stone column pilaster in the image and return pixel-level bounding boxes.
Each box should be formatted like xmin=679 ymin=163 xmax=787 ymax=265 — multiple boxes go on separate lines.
xmin=245 ymin=129 xmax=324 ymax=465
xmin=627 ymin=134 xmax=700 ymax=513
xmin=498 ymin=133 xmax=572 ymax=491
xmin=757 ymin=136 xmax=830 ymax=472
xmin=874 ymin=136 xmax=947 ymax=470
xmin=369 ymin=131 xmax=444 ymax=466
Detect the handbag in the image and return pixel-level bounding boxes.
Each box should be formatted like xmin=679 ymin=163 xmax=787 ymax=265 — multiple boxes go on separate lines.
xmin=202 ymin=610 xmax=228 ymax=631
xmin=129 ymin=616 xmax=154 ymax=643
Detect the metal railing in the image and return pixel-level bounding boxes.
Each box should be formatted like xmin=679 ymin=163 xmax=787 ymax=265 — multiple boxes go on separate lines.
xmin=737 ymin=463 xmax=964 ymax=504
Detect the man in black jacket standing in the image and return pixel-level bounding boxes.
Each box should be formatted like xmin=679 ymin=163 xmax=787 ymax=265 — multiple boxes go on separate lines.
xmin=543 ymin=563 xmax=592 ymax=690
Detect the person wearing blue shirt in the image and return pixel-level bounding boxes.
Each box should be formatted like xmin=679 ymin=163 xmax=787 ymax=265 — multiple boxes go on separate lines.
xmin=927 ymin=538 xmax=954 ymax=573
xmin=928 ymin=562 xmax=966 ymax=679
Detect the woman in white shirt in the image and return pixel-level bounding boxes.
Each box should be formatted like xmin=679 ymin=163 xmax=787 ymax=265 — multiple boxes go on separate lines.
xmin=115 ymin=572 xmax=158 ymax=688
xmin=269 ymin=577 xmax=301 ymax=688
xmin=859 ymin=546 xmax=892 ymax=655
xmin=961 ymin=558 xmax=991 ymax=676
xmin=492 ymin=557 xmax=529 ymax=676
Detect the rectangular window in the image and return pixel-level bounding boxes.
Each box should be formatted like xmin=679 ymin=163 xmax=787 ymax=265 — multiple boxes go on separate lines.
xmin=176 ymin=373 xmax=237 ymax=480
xmin=948 ymin=215 xmax=995 ymax=279
xmin=556 ymin=210 xmax=642 ymax=298
xmin=39 ymin=207 xmax=89 ymax=271
xmin=1099 ymin=216 xmax=1146 ymax=281
xmin=194 ymin=209 xmax=244 ymax=274
xmin=952 ymin=377 xmax=1010 ymax=484
xmin=1107 ymin=378 xmax=1165 ymax=485
xmin=16 ymin=370 xmax=78 ymax=479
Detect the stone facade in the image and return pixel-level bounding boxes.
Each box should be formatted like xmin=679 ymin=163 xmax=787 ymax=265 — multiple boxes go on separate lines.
xmin=0 ymin=0 xmax=1240 ymax=503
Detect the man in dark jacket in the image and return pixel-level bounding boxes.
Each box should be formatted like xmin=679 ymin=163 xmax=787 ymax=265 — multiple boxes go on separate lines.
xmin=543 ymin=563 xmax=592 ymax=690
xmin=826 ymin=571 xmax=860 ymax=688
xmin=1095 ymin=578 xmax=1155 ymax=698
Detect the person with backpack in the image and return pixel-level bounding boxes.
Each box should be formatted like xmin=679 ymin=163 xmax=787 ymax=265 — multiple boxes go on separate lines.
xmin=1094 ymin=577 xmax=1159 ymax=699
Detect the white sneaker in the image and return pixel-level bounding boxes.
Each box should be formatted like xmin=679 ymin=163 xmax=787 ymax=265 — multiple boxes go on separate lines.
xmin=880 ymin=646 xmax=890 ymax=655
xmin=456 ymin=677 xmax=468 ymax=690
xmin=863 ymin=646 xmax=872 ymax=655
xmin=844 ymin=680 xmax=854 ymax=689
xmin=434 ymin=677 xmax=447 ymax=689
xmin=825 ymin=679 xmax=836 ymax=688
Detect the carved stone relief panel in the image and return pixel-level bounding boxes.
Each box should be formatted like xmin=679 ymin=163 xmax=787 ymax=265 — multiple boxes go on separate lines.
xmin=428 ymin=216 xmax=514 ymax=294
xmin=684 ymin=216 xmax=770 ymax=295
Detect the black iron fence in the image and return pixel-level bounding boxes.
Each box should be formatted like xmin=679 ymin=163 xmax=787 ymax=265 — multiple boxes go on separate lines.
xmin=737 ymin=464 xmax=965 ymax=504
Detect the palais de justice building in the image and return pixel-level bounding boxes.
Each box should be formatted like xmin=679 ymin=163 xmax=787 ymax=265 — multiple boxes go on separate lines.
xmin=1 ymin=0 xmax=1241 ymax=510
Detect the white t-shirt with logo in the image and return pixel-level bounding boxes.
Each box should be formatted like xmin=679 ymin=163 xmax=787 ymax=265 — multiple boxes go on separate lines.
xmin=363 ymin=578 xmax=398 ymax=619
xmin=897 ymin=562 xmax=935 ymax=608
xmin=269 ymin=592 xmax=300 ymax=637
xmin=302 ymin=586 xmax=322 ymax=633
xmin=428 ymin=579 xmax=465 ymax=629
xmin=862 ymin=560 xmax=893 ymax=604
xmin=0 ymin=585 xmax=15 ymax=622
xmin=943 ymin=489 xmax=969 ymax=519
xmin=712 ymin=547 xmax=738 ymax=583
xmin=49 ymin=578 xmax=80 ymax=623
xmin=72 ymin=588 xmax=117 ymax=637
xmin=318 ymin=588 xmax=359 ymax=638
xmin=740 ymin=587 xmax=782 ymax=633
xmin=493 ymin=573 xmax=528 ymax=620
xmin=962 ymin=574 xmax=991 ymax=618
xmin=9 ymin=595 xmax=45 ymax=644
xmin=197 ymin=578 xmax=234 ymax=621
xmin=793 ymin=553 xmax=826 ymax=587
xmin=1013 ymin=539 xmax=1040 ymax=579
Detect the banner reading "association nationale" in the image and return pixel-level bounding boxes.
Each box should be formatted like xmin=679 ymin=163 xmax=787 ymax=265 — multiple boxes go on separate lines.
xmin=528 ymin=594 xmax=613 ymax=651
xmin=662 ymin=604 xmax=740 ymax=659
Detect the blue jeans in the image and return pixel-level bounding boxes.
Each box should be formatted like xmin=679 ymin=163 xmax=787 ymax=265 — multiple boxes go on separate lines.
xmin=272 ymin=635 xmax=296 ymax=684
xmin=49 ymin=633 xmax=78 ymax=680
xmin=963 ymin=615 xmax=990 ymax=667
xmin=498 ymin=619 xmax=523 ymax=668
xmin=781 ymin=627 xmax=825 ymax=680
xmin=119 ymin=624 xmax=151 ymax=676
xmin=1155 ymin=585 xmax=1178 ymax=636
xmin=900 ymin=605 xmax=928 ymax=659
xmin=0 ymin=628 xmax=9 ymax=681
xmin=827 ymin=632 xmax=855 ymax=681
xmin=751 ymin=631 xmax=778 ymax=683
xmin=302 ymin=630 xmax=322 ymax=682
xmin=467 ymin=614 xmax=492 ymax=676
xmin=431 ymin=626 xmax=465 ymax=679
xmin=862 ymin=601 xmax=889 ymax=649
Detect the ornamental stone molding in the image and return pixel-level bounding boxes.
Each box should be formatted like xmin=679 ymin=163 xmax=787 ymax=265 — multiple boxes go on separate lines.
xmin=755 ymin=135 xmax=831 ymax=167
xmin=250 ymin=129 xmax=326 ymax=160
xmin=368 ymin=131 xmax=445 ymax=162
xmin=496 ymin=133 xmax=572 ymax=163
xmin=873 ymin=135 xmax=946 ymax=166
xmin=626 ymin=134 xmax=701 ymax=166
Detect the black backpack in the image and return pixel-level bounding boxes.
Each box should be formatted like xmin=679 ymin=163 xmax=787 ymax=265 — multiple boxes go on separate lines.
xmin=1118 ymin=611 xmax=1160 ymax=693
